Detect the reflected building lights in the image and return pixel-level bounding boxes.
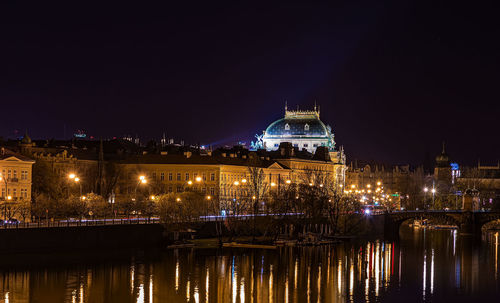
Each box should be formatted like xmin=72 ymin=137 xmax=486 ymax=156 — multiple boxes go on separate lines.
xmin=349 ymin=259 xmax=354 ymax=301
xmin=307 ymin=266 xmax=311 ymax=303
xmin=175 ymin=261 xmax=179 ymax=292
xmin=79 ymin=282 xmax=84 ymax=303
xmin=496 ymin=232 xmax=499 ymax=280
xmin=194 ymin=286 xmax=199 ymax=303
xmin=423 ymin=251 xmax=427 ymax=300
xmin=206 ymin=267 xmax=210 ymax=303
xmin=431 ymin=249 xmax=435 ymax=295
xmin=240 ymin=277 xmax=245 ymax=303
xmin=131 ymin=264 xmax=135 ymax=294
xmin=137 ymin=284 xmax=144 ymax=303
xmin=269 ymin=265 xmax=274 ymax=303
xmin=375 ymin=242 xmax=380 ymax=297
xmin=186 ymin=279 xmax=190 ymax=302
xmin=149 ymin=274 xmax=153 ymax=303
xmin=318 ymin=265 xmax=322 ymax=303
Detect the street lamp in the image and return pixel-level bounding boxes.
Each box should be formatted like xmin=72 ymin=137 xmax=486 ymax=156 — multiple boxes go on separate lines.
xmin=135 ymin=175 xmax=148 ymax=199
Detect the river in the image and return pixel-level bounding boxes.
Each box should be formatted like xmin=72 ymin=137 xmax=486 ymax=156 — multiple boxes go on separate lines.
xmin=1 ymin=225 xmax=499 ymax=302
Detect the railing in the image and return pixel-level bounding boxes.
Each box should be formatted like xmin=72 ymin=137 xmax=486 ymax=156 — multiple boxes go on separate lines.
xmin=0 ymin=217 xmax=160 ymax=230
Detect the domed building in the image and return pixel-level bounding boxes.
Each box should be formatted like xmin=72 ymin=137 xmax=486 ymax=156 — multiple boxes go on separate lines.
xmin=261 ymin=105 xmax=336 ymax=154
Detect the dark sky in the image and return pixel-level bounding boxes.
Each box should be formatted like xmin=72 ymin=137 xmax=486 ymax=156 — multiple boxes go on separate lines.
xmin=1 ymin=1 xmax=499 ymax=166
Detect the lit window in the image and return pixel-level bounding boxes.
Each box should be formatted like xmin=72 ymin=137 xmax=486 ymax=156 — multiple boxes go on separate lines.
xmin=160 ymin=172 xmax=165 ymax=181
xmin=185 ymin=173 xmax=189 ymax=181
xmin=176 ymin=173 xmax=181 ymax=181
xmin=285 ymin=123 xmax=290 ymax=130
xmin=210 ymin=173 xmax=215 ymax=181
xmin=169 ymin=173 xmax=173 ymax=181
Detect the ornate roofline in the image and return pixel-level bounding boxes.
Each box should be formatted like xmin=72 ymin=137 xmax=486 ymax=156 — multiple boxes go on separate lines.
xmin=284 ymin=105 xmax=320 ymax=119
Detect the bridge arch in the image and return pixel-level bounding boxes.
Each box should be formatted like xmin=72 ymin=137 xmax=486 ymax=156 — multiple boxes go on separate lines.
xmin=384 ymin=211 xmax=461 ymax=238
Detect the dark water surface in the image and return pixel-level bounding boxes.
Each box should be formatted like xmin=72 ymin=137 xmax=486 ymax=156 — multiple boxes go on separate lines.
xmin=1 ymin=226 xmax=500 ymax=302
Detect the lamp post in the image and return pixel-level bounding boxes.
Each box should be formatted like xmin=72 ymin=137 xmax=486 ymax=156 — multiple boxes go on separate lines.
xmin=135 ymin=175 xmax=147 ymax=200
xmin=423 ymin=187 xmax=429 ymax=210
xmin=68 ymin=173 xmax=82 ymax=197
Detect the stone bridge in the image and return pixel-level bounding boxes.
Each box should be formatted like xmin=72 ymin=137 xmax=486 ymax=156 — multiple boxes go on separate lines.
xmin=379 ymin=210 xmax=500 ymax=238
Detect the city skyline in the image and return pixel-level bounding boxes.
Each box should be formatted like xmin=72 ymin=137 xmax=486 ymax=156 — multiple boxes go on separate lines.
xmin=1 ymin=2 xmax=499 ymax=165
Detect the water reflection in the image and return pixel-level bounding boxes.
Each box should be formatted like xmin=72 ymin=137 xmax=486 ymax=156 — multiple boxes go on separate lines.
xmin=2 ymin=227 xmax=500 ymax=302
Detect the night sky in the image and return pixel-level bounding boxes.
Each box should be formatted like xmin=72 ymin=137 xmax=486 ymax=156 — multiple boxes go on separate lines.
xmin=1 ymin=2 xmax=499 ymax=166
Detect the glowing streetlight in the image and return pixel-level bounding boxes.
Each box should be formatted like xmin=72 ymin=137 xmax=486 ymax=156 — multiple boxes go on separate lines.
xmin=424 ymin=187 xmax=429 ymax=192
xmin=431 ymin=188 xmax=436 ymax=194
xmin=68 ymin=173 xmax=76 ymax=179
xmin=270 ymin=182 xmax=276 ymax=187
xmin=377 ymin=181 xmax=382 ymax=186
xmin=367 ymin=184 xmax=371 ymax=188
xmin=187 ymin=180 xmax=193 ymax=185
xmin=241 ymin=178 xmax=247 ymax=183
xmin=74 ymin=177 xmax=80 ymax=182
xmin=7 ymin=195 xmax=12 ymax=200
xmin=195 ymin=176 xmax=202 ymax=182
xmin=309 ymin=183 xmax=313 ymax=187
xmin=285 ymin=179 xmax=291 ymax=184
xmin=319 ymin=184 xmax=324 ymax=188
xmin=351 ymin=184 xmax=356 ymax=189
xmin=176 ymin=197 xmax=181 ymax=202
xmin=81 ymin=196 xmax=86 ymax=200
xmin=252 ymin=195 xmax=256 ymax=200
xmin=233 ymin=181 xmax=240 ymax=186
xmin=150 ymin=195 xmax=156 ymax=201
xmin=206 ymin=195 xmax=211 ymax=200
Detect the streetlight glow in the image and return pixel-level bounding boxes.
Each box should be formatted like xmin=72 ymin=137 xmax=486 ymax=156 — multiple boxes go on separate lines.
xmin=195 ymin=176 xmax=202 ymax=182
xmin=286 ymin=179 xmax=291 ymax=184
xmin=241 ymin=178 xmax=247 ymax=183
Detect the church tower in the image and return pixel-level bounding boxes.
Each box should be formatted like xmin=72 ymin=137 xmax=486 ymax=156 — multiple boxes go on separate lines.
xmin=434 ymin=142 xmax=452 ymax=186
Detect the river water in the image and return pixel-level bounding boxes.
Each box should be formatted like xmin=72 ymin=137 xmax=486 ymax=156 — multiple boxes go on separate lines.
xmin=1 ymin=225 xmax=500 ymax=302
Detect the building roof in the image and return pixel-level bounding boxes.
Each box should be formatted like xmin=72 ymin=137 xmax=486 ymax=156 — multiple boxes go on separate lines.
xmin=264 ymin=110 xmax=330 ymax=138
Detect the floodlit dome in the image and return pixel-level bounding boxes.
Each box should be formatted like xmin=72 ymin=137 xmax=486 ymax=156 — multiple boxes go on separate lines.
xmin=261 ymin=106 xmax=335 ymax=153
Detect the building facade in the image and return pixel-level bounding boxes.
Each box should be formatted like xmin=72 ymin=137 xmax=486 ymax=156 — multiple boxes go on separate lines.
xmin=0 ymin=148 xmax=35 ymax=202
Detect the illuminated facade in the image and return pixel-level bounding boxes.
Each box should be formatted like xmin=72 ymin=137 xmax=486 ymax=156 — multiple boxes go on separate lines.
xmin=261 ymin=105 xmax=336 ymax=154
xmin=0 ymin=148 xmax=35 ymax=202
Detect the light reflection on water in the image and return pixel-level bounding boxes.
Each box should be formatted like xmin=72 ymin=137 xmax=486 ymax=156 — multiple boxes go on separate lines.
xmin=2 ymin=226 xmax=500 ymax=302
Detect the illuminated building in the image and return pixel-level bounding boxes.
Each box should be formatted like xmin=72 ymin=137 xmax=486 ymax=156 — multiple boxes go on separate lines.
xmin=0 ymin=147 xmax=35 ymax=202
xmin=260 ymin=105 xmax=337 ymax=155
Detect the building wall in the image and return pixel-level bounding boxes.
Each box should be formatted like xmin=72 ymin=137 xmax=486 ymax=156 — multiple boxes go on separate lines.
xmin=0 ymin=156 xmax=35 ymax=202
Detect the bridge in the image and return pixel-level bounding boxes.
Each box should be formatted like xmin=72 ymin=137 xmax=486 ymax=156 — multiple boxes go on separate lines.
xmin=378 ymin=210 xmax=500 ymax=238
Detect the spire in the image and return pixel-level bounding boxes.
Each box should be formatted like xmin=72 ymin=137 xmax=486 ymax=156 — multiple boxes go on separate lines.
xmin=284 ymin=100 xmax=288 ymax=112
xmin=441 ymin=141 xmax=446 ymax=154
xmin=314 ymin=100 xmax=317 ymax=112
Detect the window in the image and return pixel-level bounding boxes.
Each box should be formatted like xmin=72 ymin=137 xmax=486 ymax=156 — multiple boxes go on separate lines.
xmin=203 ymin=173 xmax=206 ymax=181
xmin=185 ymin=173 xmax=189 ymax=181
xmin=210 ymin=173 xmax=215 ymax=181
xmin=13 ymin=170 xmax=17 ymax=179
xmin=169 ymin=173 xmax=173 ymax=181
xmin=152 ymin=172 xmax=157 ymax=179
xmin=210 ymin=187 xmax=215 ymax=195
xmin=304 ymin=123 xmax=310 ymax=131
xmin=168 ymin=186 xmax=173 ymax=193
xmin=293 ymin=144 xmax=298 ymax=147
xmin=21 ymin=170 xmax=28 ymax=180
xmin=285 ymin=123 xmax=290 ymax=130
xmin=160 ymin=172 xmax=165 ymax=181
xmin=1 ymin=188 xmax=4 ymax=197
xmin=274 ymin=143 xmax=279 ymax=147
xmin=303 ymin=144 xmax=308 ymax=147
xmin=177 ymin=173 xmax=181 ymax=181
xmin=7 ymin=170 xmax=11 ymax=179
xmin=13 ymin=188 xmax=17 ymax=197
xmin=313 ymin=144 xmax=318 ymax=147
xmin=176 ymin=186 xmax=182 ymax=192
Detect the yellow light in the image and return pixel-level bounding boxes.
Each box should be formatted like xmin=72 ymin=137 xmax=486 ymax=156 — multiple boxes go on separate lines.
xmin=319 ymin=184 xmax=324 ymax=188
xmin=139 ymin=175 xmax=146 ymax=181
xmin=141 ymin=179 xmax=147 ymax=184
xmin=187 ymin=180 xmax=193 ymax=185
xmin=367 ymin=184 xmax=371 ymax=188
xmin=234 ymin=181 xmax=240 ymax=186
xmin=286 ymin=180 xmax=291 ymax=184
xmin=7 ymin=195 xmax=12 ymax=200
xmin=367 ymin=190 xmax=372 ymax=193
xmin=150 ymin=195 xmax=155 ymax=200
xmin=339 ymin=184 xmax=343 ymax=188
xmin=206 ymin=195 xmax=211 ymax=200
xmin=309 ymin=183 xmax=313 ymax=186
xmin=241 ymin=178 xmax=247 ymax=183
xmin=377 ymin=181 xmax=382 ymax=186
xmin=176 ymin=197 xmax=181 ymax=202
xmin=351 ymin=184 xmax=355 ymax=189
xmin=74 ymin=177 xmax=80 ymax=182
xmin=81 ymin=196 xmax=86 ymax=200
xmin=195 ymin=176 xmax=202 ymax=182
xmin=271 ymin=182 xmax=276 ymax=187
xmin=252 ymin=195 xmax=256 ymax=200
xmin=68 ymin=173 xmax=76 ymax=179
